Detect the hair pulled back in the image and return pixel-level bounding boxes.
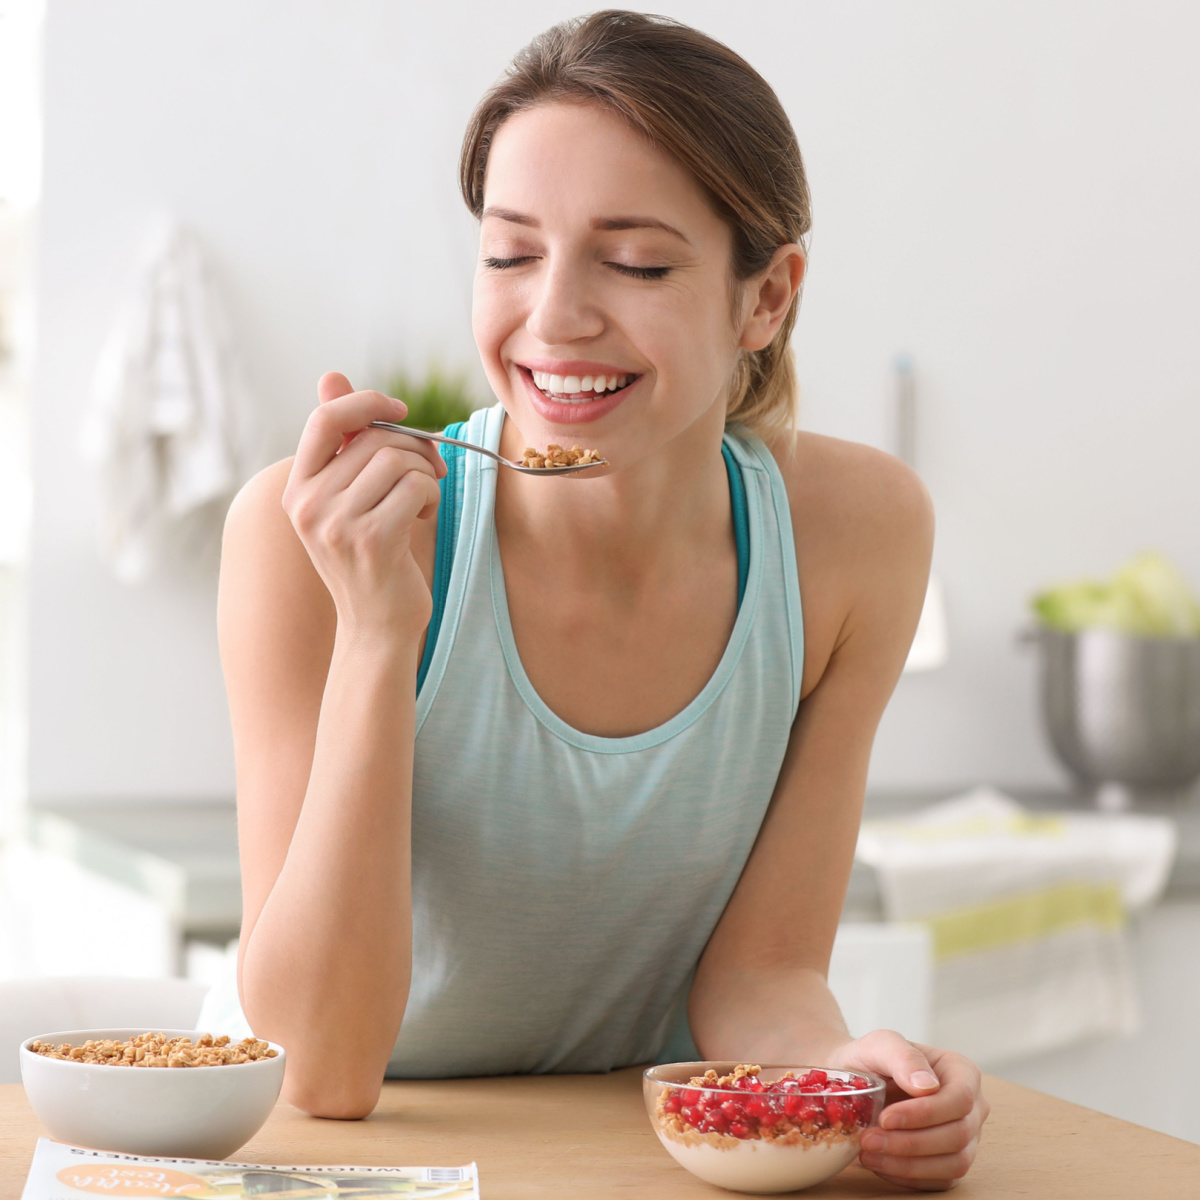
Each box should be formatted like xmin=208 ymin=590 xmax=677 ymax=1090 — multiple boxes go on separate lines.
xmin=460 ymin=10 xmax=811 ymax=434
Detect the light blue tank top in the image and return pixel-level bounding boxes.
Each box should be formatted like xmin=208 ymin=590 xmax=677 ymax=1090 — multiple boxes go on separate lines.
xmin=199 ymin=404 xmax=804 ymax=1076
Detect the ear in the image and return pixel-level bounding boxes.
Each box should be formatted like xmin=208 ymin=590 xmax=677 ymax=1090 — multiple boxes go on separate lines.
xmin=739 ymin=245 xmax=807 ymax=352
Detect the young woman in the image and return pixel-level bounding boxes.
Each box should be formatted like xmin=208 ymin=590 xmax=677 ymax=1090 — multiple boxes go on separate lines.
xmin=201 ymin=11 xmax=987 ymax=1189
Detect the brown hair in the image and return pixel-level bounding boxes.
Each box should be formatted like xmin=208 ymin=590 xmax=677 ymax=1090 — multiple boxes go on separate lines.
xmin=459 ymin=10 xmax=811 ymax=435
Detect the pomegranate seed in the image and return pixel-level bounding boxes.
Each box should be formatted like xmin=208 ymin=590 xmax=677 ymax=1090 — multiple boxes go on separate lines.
xmin=800 ymin=1084 xmax=823 ymax=1093
xmin=798 ymin=1102 xmax=828 ymax=1127
xmin=783 ymin=1094 xmax=803 ymax=1118
xmin=853 ymin=1095 xmax=874 ymax=1123
xmin=800 ymin=1069 xmax=828 ymax=1086
xmin=705 ymin=1111 xmax=730 ymax=1134
xmin=682 ymin=1106 xmax=703 ymax=1128
xmin=826 ymin=1097 xmax=856 ymax=1127
xmin=850 ymin=1075 xmax=871 ymax=1090
xmin=720 ymin=1099 xmax=745 ymax=1122
xmin=681 ymin=1088 xmax=702 ymax=1107
xmin=746 ymin=1097 xmax=770 ymax=1120
xmin=729 ymin=1121 xmax=752 ymax=1139
xmin=664 ymin=1093 xmax=682 ymax=1114
xmin=758 ymin=1111 xmax=781 ymax=1128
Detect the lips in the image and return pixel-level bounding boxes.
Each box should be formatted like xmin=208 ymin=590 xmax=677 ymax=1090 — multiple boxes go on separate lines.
xmin=517 ymin=365 xmax=637 ymax=425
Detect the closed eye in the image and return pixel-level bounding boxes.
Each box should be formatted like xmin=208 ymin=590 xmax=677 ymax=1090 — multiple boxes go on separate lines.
xmin=483 ymin=255 xmax=536 ymax=269
xmin=609 ymin=263 xmax=671 ymax=280
xmin=482 ymin=256 xmax=670 ymax=281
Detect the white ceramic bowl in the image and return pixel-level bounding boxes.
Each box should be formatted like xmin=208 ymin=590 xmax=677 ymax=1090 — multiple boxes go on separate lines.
xmin=20 ymin=1028 xmax=286 ymax=1160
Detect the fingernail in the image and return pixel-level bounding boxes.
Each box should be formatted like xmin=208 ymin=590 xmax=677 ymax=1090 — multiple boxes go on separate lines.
xmin=391 ymin=396 xmax=408 ymax=417
xmin=912 ymin=1071 xmax=939 ymax=1089
xmin=859 ymin=1152 xmax=882 ymax=1169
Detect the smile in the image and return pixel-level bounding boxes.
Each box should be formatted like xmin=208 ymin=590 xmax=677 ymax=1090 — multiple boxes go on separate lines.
xmin=529 ymin=369 xmax=637 ymax=405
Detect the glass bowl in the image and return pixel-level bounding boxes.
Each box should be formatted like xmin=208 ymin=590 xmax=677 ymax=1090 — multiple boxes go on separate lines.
xmin=644 ymin=1061 xmax=886 ymax=1194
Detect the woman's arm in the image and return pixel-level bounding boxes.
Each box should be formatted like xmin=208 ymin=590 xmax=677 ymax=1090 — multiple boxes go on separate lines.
xmin=689 ymin=436 xmax=988 ymax=1190
xmin=219 ymin=373 xmax=443 ymax=1118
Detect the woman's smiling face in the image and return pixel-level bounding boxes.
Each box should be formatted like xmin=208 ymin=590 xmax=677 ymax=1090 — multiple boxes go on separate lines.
xmin=472 ymin=101 xmax=748 ymax=467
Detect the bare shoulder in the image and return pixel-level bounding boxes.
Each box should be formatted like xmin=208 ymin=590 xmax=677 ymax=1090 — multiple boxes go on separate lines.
xmin=766 ymin=430 xmax=933 ymax=554
xmin=224 ymin=456 xmax=306 ymax=566
xmin=761 ymin=430 xmax=934 ymax=696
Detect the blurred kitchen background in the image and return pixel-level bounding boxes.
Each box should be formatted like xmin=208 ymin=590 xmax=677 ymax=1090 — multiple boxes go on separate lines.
xmin=2 ymin=0 xmax=1199 ymax=1145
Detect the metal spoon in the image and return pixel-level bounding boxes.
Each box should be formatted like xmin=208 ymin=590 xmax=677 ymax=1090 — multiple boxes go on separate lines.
xmin=367 ymin=421 xmax=607 ymax=474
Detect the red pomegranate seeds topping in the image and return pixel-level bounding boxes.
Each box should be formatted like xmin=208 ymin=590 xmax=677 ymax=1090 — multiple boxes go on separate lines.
xmin=656 ymin=1064 xmax=877 ymax=1146
xmin=825 ymin=1096 xmax=858 ymax=1127
xmin=797 ymin=1101 xmax=828 ymax=1128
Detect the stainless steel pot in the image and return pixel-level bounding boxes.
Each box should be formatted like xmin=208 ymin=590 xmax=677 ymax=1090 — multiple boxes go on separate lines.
xmin=1036 ymin=628 xmax=1200 ymax=791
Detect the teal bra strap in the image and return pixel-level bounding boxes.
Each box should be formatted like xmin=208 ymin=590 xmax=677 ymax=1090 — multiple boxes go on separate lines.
xmin=419 ymin=433 xmax=750 ymax=692
xmin=417 ymin=421 xmax=467 ymax=694
xmin=722 ymin=442 xmax=750 ymax=610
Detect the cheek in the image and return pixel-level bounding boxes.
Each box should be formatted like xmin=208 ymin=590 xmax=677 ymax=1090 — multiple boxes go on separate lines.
xmin=471 ymin=278 xmax=512 ymax=365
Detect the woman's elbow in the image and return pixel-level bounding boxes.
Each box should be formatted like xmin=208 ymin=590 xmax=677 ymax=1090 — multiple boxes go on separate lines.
xmin=283 ymin=1071 xmax=382 ymax=1120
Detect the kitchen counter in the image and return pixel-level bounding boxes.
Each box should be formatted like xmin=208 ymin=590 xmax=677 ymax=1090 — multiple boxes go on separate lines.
xmin=2 ymin=1070 xmax=1198 ymax=1197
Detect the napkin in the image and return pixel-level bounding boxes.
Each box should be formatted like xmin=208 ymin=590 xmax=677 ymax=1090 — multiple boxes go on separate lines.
xmin=856 ymin=787 xmax=1177 ymax=1066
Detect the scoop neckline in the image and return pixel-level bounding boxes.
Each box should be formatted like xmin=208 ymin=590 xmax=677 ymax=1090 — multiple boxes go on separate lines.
xmin=486 ymin=435 xmax=764 ymax=755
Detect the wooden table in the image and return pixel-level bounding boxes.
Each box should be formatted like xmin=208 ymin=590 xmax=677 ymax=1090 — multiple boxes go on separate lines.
xmin=2 ymin=1072 xmax=1197 ymax=1197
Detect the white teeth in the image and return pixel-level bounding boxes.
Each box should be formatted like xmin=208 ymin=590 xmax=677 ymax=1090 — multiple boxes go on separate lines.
xmin=529 ymin=369 xmax=633 ymax=399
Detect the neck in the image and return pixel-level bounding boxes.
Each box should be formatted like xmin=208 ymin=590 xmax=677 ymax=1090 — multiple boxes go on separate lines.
xmin=494 ymin=402 xmax=733 ymax=585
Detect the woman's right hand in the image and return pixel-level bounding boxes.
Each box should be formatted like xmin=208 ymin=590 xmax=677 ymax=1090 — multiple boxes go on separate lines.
xmin=282 ymin=371 xmax=447 ymax=642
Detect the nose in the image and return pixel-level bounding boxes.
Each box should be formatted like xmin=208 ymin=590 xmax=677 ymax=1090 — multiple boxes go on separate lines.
xmin=525 ymin=257 xmax=605 ymax=347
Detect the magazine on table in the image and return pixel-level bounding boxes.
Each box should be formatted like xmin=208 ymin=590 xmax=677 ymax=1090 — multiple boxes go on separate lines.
xmin=21 ymin=1139 xmax=480 ymax=1200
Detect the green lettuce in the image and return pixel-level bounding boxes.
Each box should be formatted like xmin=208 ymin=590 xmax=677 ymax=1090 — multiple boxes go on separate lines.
xmin=1032 ymin=551 xmax=1200 ymax=637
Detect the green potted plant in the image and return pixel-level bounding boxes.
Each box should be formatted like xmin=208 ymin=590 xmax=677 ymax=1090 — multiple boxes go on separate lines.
xmin=382 ymin=364 xmax=477 ymax=431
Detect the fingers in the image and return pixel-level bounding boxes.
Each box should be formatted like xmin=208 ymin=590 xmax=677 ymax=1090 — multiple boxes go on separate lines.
xmin=331 ymin=423 xmax=447 ymax=484
xmin=862 ymin=1115 xmax=973 ymax=1159
xmin=881 ymin=1079 xmax=975 ymax=1131
xmin=339 ymin=444 xmax=443 ymax=518
xmin=850 ymin=1029 xmax=942 ymax=1097
xmin=318 ymin=371 xmax=356 ymax=405
xmin=859 ymin=1136 xmax=978 ymax=1188
xmin=293 ymin=389 xmax=411 ymax=481
xmin=871 ymin=1171 xmax=959 ymax=1193
xmin=318 ymin=372 xmax=371 ymax=453
xmin=835 ymin=1034 xmax=988 ymax=1189
xmin=881 ymin=1050 xmax=980 ymax=1131
xmin=370 ymin=466 xmax=443 ymax=525
xmin=295 ymin=388 xmax=432 ymax=482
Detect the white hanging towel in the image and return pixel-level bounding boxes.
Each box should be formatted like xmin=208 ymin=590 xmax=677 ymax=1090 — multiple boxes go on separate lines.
xmin=856 ymin=787 xmax=1177 ymax=1067
xmin=80 ymin=218 xmax=264 ymax=582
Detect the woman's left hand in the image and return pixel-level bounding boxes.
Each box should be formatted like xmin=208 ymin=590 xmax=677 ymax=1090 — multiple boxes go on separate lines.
xmin=826 ymin=1030 xmax=989 ymax=1190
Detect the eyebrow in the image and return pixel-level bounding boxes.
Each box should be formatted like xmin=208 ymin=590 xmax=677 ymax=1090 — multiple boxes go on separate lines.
xmin=481 ymin=206 xmax=692 ymax=247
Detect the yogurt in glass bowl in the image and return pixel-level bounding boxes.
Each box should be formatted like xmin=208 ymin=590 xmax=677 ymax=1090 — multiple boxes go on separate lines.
xmin=644 ymin=1061 xmax=885 ymax=1194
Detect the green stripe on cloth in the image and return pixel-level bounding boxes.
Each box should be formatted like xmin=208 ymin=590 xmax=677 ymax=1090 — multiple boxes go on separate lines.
xmin=866 ymin=814 xmax=1068 ymax=843
xmin=928 ymin=881 xmax=1125 ymax=962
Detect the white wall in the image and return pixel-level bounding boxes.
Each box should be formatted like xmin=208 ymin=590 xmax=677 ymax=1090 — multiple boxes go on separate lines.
xmin=28 ymin=0 xmax=1200 ymax=802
